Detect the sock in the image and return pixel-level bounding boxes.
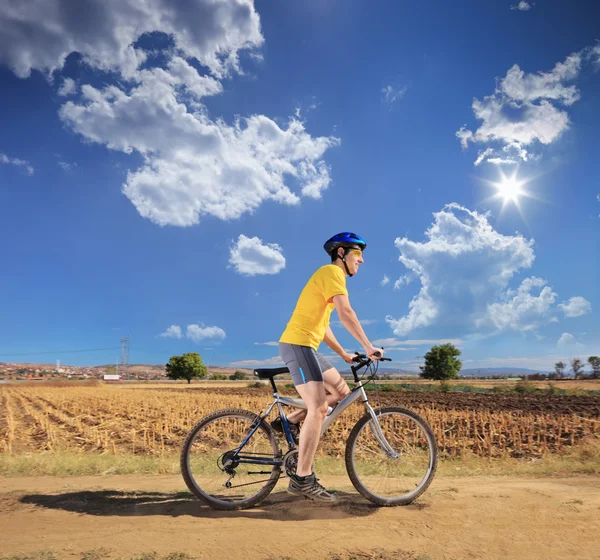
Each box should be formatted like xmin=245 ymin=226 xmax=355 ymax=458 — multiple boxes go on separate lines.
xmin=294 ymin=472 xmax=313 ymax=482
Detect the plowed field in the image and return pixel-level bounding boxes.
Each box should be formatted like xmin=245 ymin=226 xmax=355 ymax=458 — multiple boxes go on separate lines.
xmin=1 ymin=385 xmax=599 ymax=459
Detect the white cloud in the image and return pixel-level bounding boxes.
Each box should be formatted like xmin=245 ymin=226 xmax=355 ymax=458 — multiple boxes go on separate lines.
xmin=372 ymin=338 xmax=463 ymax=347
xmin=230 ymin=356 xmax=283 ymax=367
xmin=557 ymin=332 xmax=583 ymax=349
xmin=381 ymin=85 xmax=407 ymax=105
xmin=0 ymin=152 xmax=34 ymax=175
xmin=159 ymin=323 xmax=226 ymax=342
xmin=511 ymin=2 xmax=532 ymax=11
xmin=0 ymin=0 xmax=263 ymax=79
xmin=2 ymin=1 xmax=339 ymax=227
xmin=229 ymin=234 xmax=286 ymax=276
xmin=457 ymin=47 xmax=600 ymax=165
xmin=58 ymin=160 xmax=76 ymax=171
xmin=485 ymin=277 xmax=557 ymax=332
xmin=58 ymin=78 xmax=77 ymax=96
xmin=254 ymin=341 xmax=279 ymax=346
xmin=186 ymin=324 xmax=226 ymax=342
xmin=159 ymin=325 xmax=183 ymax=339
xmin=381 ymin=275 xmax=390 ymax=286
xmin=60 ymin=70 xmax=337 ymax=226
xmin=558 ymin=296 xmax=592 ymax=318
xmin=385 ymin=204 xmax=584 ymax=337
xmin=393 ymin=275 xmax=411 ymax=291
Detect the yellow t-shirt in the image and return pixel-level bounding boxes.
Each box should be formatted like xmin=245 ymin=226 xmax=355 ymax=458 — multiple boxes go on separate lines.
xmin=279 ymin=264 xmax=348 ymax=350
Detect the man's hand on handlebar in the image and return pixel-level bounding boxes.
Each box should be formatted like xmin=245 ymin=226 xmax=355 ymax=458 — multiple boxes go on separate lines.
xmin=353 ymin=349 xmax=392 ymax=363
xmin=341 ymin=352 xmax=357 ymax=364
xmin=365 ymin=345 xmax=385 ymax=360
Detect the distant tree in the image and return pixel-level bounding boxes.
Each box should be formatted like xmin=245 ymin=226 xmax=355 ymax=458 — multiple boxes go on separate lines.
xmin=230 ymin=370 xmax=246 ymax=381
xmin=588 ymin=356 xmax=600 ymax=379
xmin=570 ymin=358 xmax=584 ymax=379
xmin=165 ymin=352 xmax=207 ymax=384
xmin=553 ymin=361 xmax=566 ymax=379
xmin=419 ymin=344 xmax=462 ymax=380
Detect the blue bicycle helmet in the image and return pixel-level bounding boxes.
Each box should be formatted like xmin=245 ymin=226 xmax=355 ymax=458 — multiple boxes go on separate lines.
xmin=324 ymin=232 xmax=367 ymax=256
xmin=324 ymin=233 xmax=366 ymax=277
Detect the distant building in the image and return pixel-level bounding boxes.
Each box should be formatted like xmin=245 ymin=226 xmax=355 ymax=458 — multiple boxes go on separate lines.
xmin=103 ymin=374 xmax=121 ymax=381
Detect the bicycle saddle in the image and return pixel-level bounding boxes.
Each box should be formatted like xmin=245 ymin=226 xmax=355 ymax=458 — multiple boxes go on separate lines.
xmin=253 ymin=367 xmax=290 ymax=379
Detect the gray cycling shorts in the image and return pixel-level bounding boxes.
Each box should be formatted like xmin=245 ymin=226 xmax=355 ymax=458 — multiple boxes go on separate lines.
xmin=279 ymin=342 xmax=335 ymax=386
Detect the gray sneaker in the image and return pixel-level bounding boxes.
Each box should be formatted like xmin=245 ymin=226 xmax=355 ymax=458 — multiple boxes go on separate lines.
xmin=287 ymin=473 xmax=337 ymax=503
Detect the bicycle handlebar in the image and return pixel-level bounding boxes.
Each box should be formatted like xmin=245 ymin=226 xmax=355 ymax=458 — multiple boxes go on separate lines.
xmin=352 ymin=351 xmax=392 ymax=363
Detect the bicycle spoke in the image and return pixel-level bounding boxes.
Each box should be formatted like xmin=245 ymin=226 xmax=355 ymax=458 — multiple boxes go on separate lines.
xmin=348 ymin=408 xmax=436 ymax=504
xmin=182 ymin=411 xmax=281 ymax=508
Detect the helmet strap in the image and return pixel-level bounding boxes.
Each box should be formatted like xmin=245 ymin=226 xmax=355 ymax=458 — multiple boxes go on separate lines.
xmin=337 ymin=247 xmax=354 ymax=278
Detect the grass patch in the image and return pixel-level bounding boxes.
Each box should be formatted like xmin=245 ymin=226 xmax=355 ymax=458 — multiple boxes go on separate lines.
xmin=435 ymin=438 xmax=600 ymax=477
xmin=0 ymin=553 xmax=57 ymax=560
xmin=0 ymin=452 xmax=181 ymax=477
xmin=1 ymin=439 xmax=599 ymax=478
xmin=0 ymin=553 xmax=201 ymax=560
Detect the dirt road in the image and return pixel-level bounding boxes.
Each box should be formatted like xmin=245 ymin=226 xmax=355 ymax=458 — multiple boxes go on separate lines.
xmin=1 ymin=474 xmax=599 ymax=560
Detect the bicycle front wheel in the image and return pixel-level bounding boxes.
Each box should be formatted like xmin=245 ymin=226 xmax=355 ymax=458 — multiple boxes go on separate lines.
xmin=345 ymin=405 xmax=438 ymax=506
xmin=181 ymin=408 xmax=281 ymax=510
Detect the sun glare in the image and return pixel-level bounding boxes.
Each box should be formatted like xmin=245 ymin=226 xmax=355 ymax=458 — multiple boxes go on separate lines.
xmin=496 ymin=176 xmax=524 ymax=203
xmin=480 ymin=169 xmax=539 ymax=222
xmin=486 ymin=170 xmax=534 ymax=212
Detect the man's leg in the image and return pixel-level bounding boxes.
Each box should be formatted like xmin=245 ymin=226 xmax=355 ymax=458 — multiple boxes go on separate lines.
xmin=323 ymin=367 xmax=352 ymax=401
xmin=286 ymin=367 xmax=350 ymax=424
xmin=293 ymin=380 xmax=328 ymax=477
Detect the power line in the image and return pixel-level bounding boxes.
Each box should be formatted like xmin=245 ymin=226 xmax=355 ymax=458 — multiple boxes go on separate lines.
xmin=0 ymin=347 xmax=120 ymax=357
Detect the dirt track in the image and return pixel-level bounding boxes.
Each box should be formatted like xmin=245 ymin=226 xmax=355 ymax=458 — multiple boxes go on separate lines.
xmin=1 ymin=474 xmax=599 ymax=559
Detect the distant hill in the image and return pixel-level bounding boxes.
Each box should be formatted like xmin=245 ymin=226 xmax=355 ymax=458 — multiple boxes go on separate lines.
xmin=341 ymin=366 xmax=552 ymax=378
xmin=2 ymin=361 xmax=554 ymax=379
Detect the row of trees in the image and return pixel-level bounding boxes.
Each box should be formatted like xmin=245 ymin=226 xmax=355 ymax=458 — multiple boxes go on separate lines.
xmin=166 ymin=345 xmax=465 ymax=383
xmin=165 ymin=348 xmax=600 ymax=384
xmin=554 ymin=356 xmax=600 ymax=379
xmin=418 ymin=346 xmax=600 ymax=380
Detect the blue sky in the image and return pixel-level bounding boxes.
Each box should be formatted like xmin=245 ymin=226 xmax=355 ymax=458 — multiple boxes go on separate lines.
xmin=0 ymin=0 xmax=598 ymax=372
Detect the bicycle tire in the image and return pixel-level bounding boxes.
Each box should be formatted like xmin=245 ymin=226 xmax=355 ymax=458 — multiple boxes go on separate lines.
xmin=345 ymin=405 xmax=438 ymax=506
xmin=180 ymin=408 xmax=282 ymax=510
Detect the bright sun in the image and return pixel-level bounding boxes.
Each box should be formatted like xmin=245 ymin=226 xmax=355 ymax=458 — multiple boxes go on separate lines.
xmin=481 ymin=170 xmax=538 ymax=220
xmin=496 ymin=176 xmax=524 ymax=203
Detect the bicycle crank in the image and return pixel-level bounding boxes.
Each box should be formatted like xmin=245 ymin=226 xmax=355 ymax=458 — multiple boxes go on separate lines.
xmin=282 ymin=449 xmax=298 ymax=477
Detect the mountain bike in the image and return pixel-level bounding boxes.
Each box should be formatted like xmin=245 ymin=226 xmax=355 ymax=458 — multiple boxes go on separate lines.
xmin=180 ymin=353 xmax=438 ymax=510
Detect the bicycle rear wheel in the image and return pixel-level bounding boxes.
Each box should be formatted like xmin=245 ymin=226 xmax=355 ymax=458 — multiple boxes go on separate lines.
xmin=181 ymin=408 xmax=281 ymax=510
xmin=345 ymin=406 xmax=437 ymax=506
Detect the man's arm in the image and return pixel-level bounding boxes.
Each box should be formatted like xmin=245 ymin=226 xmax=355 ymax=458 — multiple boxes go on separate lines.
xmin=332 ymin=294 xmax=383 ymax=359
xmin=324 ymin=325 xmax=355 ymax=363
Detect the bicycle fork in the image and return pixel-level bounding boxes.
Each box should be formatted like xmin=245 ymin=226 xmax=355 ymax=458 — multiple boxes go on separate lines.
xmin=361 ymin=393 xmax=399 ymax=459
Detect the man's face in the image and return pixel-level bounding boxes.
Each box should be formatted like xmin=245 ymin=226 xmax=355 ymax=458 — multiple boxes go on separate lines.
xmin=339 ymin=245 xmax=364 ymax=275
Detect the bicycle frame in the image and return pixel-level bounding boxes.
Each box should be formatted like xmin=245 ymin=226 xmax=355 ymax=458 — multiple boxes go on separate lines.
xmin=231 ymin=367 xmax=398 ymax=468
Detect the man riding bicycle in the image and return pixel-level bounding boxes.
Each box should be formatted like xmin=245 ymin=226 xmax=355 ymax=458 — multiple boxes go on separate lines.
xmin=277 ymin=232 xmax=384 ymax=502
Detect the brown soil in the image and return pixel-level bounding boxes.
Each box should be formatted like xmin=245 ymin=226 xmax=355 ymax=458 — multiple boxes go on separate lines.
xmin=150 ymin=386 xmax=600 ymax=416
xmin=0 ymin=474 xmax=598 ymax=560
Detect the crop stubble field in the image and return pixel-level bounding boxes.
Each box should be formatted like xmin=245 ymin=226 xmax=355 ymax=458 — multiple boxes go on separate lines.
xmin=1 ymin=384 xmax=599 ymax=461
